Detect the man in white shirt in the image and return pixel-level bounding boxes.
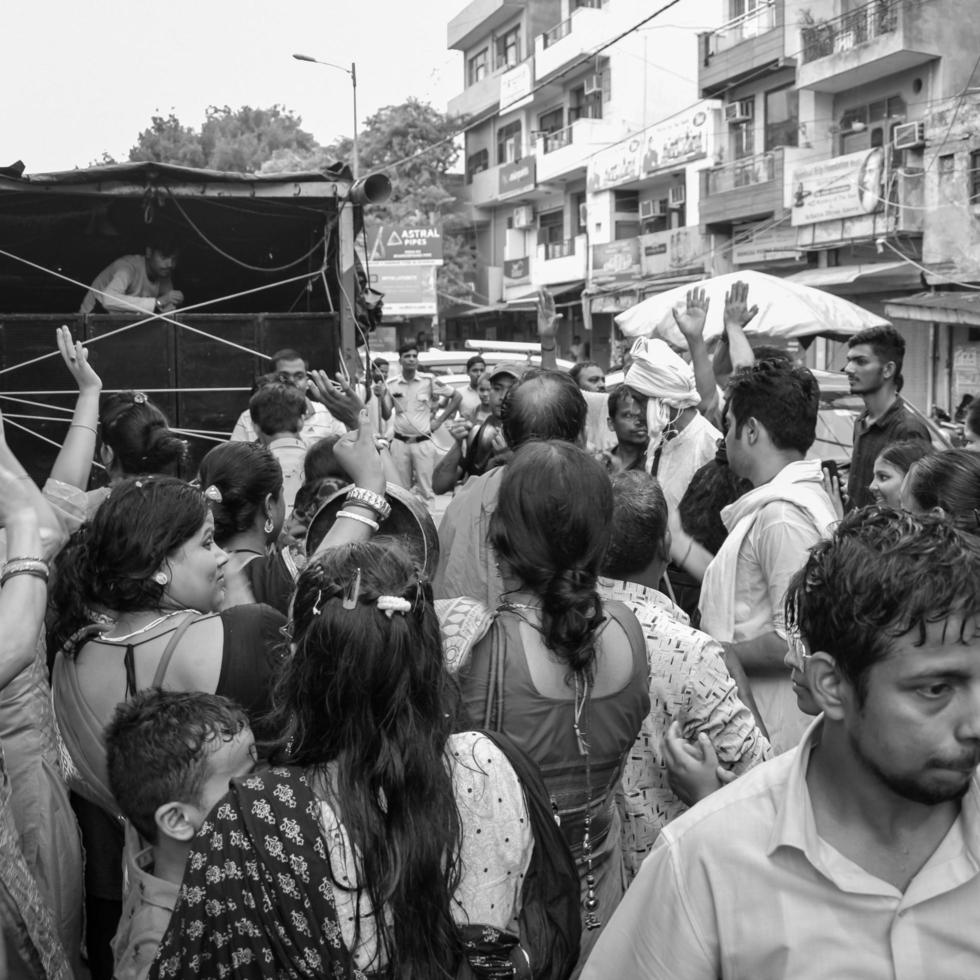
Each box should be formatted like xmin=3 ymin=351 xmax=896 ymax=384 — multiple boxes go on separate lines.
xmin=387 ymin=341 xmax=460 ymax=499
xmin=457 ymin=355 xmax=487 ymax=419
xmin=230 ymin=349 xmax=347 ymax=446
xmin=583 ymin=508 xmax=980 ymax=980
xmin=79 ymin=232 xmax=183 ymax=315
xmin=699 ymin=361 xmax=837 ymax=754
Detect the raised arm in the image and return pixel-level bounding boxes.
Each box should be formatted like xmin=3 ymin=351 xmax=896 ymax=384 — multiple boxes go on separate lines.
xmin=0 ymin=465 xmax=48 ymax=689
xmin=671 ymin=288 xmax=715 ymax=414
xmin=537 ymin=287 xmax=561 ymax=371
xmin=722 ymin=280 xmax=758 ymax=375
xmin=49 ymin=326 xmax=103 ymax=490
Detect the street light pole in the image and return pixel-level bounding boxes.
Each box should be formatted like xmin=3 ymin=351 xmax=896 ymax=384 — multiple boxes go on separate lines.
xmin=292 ymin=53 xmax=359 ymax=178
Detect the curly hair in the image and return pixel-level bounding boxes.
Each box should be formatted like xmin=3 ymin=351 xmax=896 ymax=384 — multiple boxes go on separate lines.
xmin=785 ymin=507 xmax=980 ymax=704
xmin=197 ymin=442 xmax=284 ymax=545
xmin=268 ymin=541 xmax=463 ymax=978
xmin=99 ymin=391 xmax=188 ymax=477
xmin=105 ymin=689 xmax=248 ymax=844
xmin=490 ymin=440 xmax=612 ymax=675
xmin=50 ymin=477 xmax=208 ymax=649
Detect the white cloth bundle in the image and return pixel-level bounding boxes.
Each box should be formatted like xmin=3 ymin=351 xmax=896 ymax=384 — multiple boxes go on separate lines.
xmin=623 ymin=338 xmax=700 ymax=452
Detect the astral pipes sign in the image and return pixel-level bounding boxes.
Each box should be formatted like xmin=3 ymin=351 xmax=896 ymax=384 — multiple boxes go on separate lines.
xmin=367 ymin=224 xmax=444 ymax=265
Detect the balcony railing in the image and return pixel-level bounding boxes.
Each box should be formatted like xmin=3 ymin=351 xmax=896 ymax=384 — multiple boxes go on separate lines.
xmin=543 ymin=18 xmax=572 ymax=47
xmin=705 ymin=151 xmax=775 ymax=195
xmin=801 ymin=0 xmax=898 ymax=63
xmin=543 ymin=238 xmax=575 ymax=260
xmin=706 ymin=0 xmax=777 ymax=56
xmin=543 ymin=126 xmax=573 ymax=154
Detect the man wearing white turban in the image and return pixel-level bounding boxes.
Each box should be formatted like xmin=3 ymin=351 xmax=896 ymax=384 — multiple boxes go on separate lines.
xmin=623 ymin=337 xmax=722 ymax=554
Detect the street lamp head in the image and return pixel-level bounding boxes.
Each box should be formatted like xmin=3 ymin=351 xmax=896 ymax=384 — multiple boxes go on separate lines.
xmin=293 ymin=53 xmax=317 ymax=62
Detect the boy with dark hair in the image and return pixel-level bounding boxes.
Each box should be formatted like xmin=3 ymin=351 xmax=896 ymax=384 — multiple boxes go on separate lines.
xmin=698 ymin=361 xmax=836 ymax=754
xmin=845 ymin=324 xmax=930 ymax=508
xmin=105 ymin=690 xmax=255 ymax=980
xmin=602 ymin=385 xmax=649 ymax=472
xmin=249 ymin=381 xmax=309 ymax=508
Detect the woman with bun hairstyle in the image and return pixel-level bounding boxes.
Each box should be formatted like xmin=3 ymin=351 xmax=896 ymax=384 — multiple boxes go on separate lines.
xmin=456 ymin=440 xmax=649 ymax=972
xmin=197 ymin=441 xmax=296 ymax=615
xmin=901 ymin=447 xmax=980 ymax=531
xmin=50 ymin=407 xmax=386 ymax=978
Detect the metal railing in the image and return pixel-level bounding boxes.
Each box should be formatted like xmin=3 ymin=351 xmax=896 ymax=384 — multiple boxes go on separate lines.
xmin=544 ymin=238 xmax=576 ymax=260
xmin=543 ymin=126 xmax=573 ymax=154
xmin=801 ymin=0 xmax=898 ymax=63
xmin=706 ymin=1 xmax=777 ymax=56
xmin=705 ymin=150 xmax=776 ymax=195
xmin=541 ymin=0 xmax=602 ymax=48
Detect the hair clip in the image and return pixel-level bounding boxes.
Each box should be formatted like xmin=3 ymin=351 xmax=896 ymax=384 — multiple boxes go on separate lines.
xmin=132 ymin=391 xmax=147 ymax=404
xmin=342 ymin=568 xmax=362 ymax=610
xmin=377 ymin=595 xmax=411 ymax=618
xmin=134 ymin=479 xmax=144 ymax=489
xmin=203 ymin=485 xmax=223 ymax=503
xmin=311 ymin=589 xmax=325 ymax=617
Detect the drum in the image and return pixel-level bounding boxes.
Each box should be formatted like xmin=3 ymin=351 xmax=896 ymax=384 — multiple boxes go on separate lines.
xmin=305 ymin=482 xmax=440 ymax=580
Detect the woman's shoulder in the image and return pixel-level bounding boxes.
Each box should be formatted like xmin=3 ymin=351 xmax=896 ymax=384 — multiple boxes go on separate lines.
xmin=447 ymin=731 xmax=518 ymax=784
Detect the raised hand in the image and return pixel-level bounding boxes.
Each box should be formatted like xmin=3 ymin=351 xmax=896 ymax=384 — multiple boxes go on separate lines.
xmin=723 ymin=280 xmax=759 ymax=330
xmin=56 ymin=326 xmax=102 ymax=396
xmin=671 ymin=287 xmax=710 ymax=343
xmin=536 ymin=287 xmax=562 ymax=340
xmin=307 ymin=370 xmax=364 ymax=430
xmin=331 ymin=408 xmax=385 ymax=495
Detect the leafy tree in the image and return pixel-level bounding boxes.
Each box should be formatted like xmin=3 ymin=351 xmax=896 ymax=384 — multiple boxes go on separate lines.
xmin=128 ymin=105 xmax=315 ymax=173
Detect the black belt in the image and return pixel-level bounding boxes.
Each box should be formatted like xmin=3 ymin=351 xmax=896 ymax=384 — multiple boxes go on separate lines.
xmin=394 ymin=433 xmax=430 ymax=444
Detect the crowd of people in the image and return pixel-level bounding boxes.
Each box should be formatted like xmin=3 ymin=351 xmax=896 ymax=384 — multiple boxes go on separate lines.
xmin=1 ymin=280 xmax=979 ymax=980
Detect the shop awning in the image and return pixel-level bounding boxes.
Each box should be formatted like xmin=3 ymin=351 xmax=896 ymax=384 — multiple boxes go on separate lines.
xmin=785 ymin=261 xmax=921 ymax=292
xmin=883 ymin=291 xmax=980 ymax=327
xmin=504 ymin=280 xmax=585 ymax=309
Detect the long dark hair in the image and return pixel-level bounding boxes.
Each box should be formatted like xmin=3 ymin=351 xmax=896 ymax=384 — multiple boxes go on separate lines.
xmin=197 ymin=442 xmax=283 ymax=545
xmin=100 ymin=391 xmax=188 ymax=477
xmin=50 ymin=477 xmax=208 ymax=650
xmin=490 ymin=440 xmax=612 ymax=675
xmin=904 ymin=448 xmax=980 ymax=533
xmin=268 ymin=541 xmax=463 ymax=978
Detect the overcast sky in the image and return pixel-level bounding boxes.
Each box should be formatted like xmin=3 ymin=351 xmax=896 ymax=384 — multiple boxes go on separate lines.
xmin=1 ymin=0 xmax=465 ymax=173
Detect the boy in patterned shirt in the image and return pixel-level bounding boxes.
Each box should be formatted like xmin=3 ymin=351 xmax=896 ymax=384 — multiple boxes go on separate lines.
xmin=104 ymin=690 xmax=257 ymax=980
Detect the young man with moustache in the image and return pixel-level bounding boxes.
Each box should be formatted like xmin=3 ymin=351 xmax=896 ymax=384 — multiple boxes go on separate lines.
xmin=583 ymin=508 xmax=980 ymax=980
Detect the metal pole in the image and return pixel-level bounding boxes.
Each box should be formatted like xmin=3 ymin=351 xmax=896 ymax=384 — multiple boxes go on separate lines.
xmin=351 ymin=61 xmax=360 ymax=180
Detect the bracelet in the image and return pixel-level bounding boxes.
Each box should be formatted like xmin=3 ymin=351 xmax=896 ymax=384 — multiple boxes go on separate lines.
xmin=540 ymin=344 xmax=556 ymax=352
xmin=70 ymin=422 xmax=98 ymax=435
xmin=336 ymin=509 xmax=380 ymax=533
xmin=1 ymin=567 xmax=49 ymax=587
xmin=346 ymin=486 xmax=391 ymax=521
xmin=2 ymin=557 xmax=49 ymax=576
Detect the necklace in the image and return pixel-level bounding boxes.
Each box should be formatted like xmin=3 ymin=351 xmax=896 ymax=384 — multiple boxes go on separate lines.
xmin=575 ymin=671 xmax=601 ymax=932
xmin=101 ymin=609 xmax=193 ymax=644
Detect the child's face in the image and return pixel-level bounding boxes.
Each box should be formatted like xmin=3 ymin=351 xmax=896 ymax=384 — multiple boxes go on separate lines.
xmin=191 ymin=727 xmax=258 ymax=831
xmin=284 ymin=512 xmax=310 ymax=552
xmin=609 ymin=392 xmax=648 ymax=447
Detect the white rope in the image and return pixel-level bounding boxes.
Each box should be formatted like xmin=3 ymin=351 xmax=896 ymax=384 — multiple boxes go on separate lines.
xmin=4 ymin=413 xmax=76 ymax=424
xmin=0 ymin=388 xmax=251 ymax=396
xmin=0 ymin=395 xmax=74 ymax=414
xmin=0 ymin=246 xmax=320 ymax=375
xmin=170 ymin=428 xmax=228 ymax=444
xmin=2 ymin=416 xmax=72 ymax=451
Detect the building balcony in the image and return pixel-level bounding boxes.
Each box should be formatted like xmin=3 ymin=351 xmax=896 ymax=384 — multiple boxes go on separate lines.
xmin=532 ymin=235 xmax=588 ymax=284
xmin=448 ymin=0 xmax=527 ymax=51
xmin=797 ymin=0 xmax=939 ymax=93
xmin=468 ymin=165 xmax=503 ymax=207
xmin=698 ymin=1 xmax=788 ymax=97
xmin=448 ymin=71 xmax=504 ymax=121
xmin=534 ymin=1 xmax=608 ymax=80
xmin=700 ymin=147 xmax=786 ymax=228
xmin=535 ymin=116 xmax=625 ymax=183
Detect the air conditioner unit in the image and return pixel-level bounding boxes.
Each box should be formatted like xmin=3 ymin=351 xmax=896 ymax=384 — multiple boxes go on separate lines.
xmin=578 ymin=202 xmax=588 ymax=226
xmin=668 ymin=184 xmax=686 ymax=208
xmin=512 ymin=205 xmax=535 ymax=228
xmin=583 ymin=73 xmax=602 ymax=96
xmin=893 ymin=121 xmax=925 ymax=151
xmin=639 ymin=199 xmax=665 ymax=220
xmin=724 ymin=99 xmax=753 ymax=124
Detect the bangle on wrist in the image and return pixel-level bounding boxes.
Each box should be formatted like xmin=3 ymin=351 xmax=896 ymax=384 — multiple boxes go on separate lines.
xmin=346 ymin=487 xmax=391 ymax=522
xmin=2 ymin=557 xmax=48 ymax=573
xmin=70 ymin=422 xmax=98 ymax=435
xmin=336 ymin=508 xmax=380 ymax=532
xmin=1 ymin=567 xmax=49 ymax=587
xmin=541 ymin=344 xmax=556 ymax=352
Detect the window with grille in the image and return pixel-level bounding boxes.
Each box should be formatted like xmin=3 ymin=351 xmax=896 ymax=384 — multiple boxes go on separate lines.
xmin=495 ymin=27 xmax=520 ymax=69
xmin=468 ymin=48 xmax=488 ymax=85
xmin=496 ymin=121 xmax=523 ymax=164
xmin=466 ymin=149 xmax=489 ymax=184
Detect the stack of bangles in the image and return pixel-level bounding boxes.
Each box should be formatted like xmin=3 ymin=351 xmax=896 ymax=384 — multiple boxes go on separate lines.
xmin=1 ymin=556 xmax=49 ymax=587
xmin=335 ymin=487 xmax=392 ymax=533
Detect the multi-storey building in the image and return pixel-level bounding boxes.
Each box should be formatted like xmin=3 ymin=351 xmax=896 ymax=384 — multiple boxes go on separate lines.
xmin=444 ymin=0 xmax=708 ymax=363
xmin=697 ymin=0 xmax=978 ymax=411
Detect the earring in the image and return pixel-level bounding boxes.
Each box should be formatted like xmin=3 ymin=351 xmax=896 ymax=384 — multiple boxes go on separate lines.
xmin=153 ymin=571 xmax=169 ymax=586
xmin=263 ymin=517 xmax=275 ymax=534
